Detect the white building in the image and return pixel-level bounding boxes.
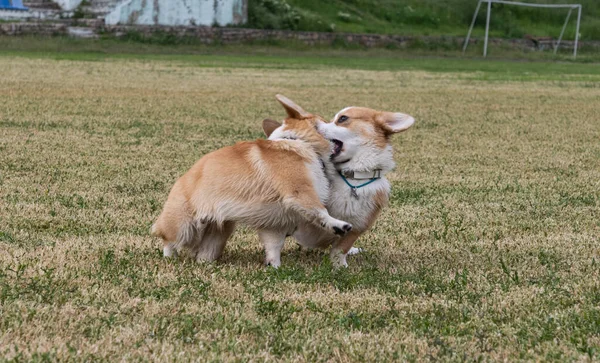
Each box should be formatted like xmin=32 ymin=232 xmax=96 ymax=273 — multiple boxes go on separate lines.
xmin=0 ymin=0 xmax=247 ymax=26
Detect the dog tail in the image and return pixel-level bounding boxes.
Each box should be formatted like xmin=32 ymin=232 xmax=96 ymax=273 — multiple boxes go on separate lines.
xmin=150 ymin=222 xmax=160 ymax=237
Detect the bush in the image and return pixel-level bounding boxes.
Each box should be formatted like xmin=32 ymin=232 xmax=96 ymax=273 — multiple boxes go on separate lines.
xmin=248 ymin=0 xmax=332 ymax=32
xmin=248 ymin=0 xmax=302 ymax=30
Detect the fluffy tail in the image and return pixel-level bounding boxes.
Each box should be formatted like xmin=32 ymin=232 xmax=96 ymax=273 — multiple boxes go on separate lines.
xmin=150 ymin=223 xmax=160 ymax=237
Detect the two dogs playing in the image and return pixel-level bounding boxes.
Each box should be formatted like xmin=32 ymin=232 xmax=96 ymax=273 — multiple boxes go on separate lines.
xmin=152 ymin=95 xmax=414 ymax=268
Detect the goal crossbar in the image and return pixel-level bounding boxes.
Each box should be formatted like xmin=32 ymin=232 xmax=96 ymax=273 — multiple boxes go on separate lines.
xmin=488 ymin=0 xmax=579 ymax=9
xmin=462 ymin=0 xmax=582 ymax=58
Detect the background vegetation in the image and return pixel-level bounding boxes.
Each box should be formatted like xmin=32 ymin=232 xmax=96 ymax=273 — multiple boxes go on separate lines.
xmin=247 ymin=0 xmax=600 ymax=40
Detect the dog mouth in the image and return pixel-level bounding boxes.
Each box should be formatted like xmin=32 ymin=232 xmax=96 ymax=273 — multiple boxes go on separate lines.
xmin=330 ymin=139 xmax=343 ymax=158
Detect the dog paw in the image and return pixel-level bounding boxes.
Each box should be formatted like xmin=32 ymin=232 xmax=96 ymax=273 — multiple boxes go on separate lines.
xmin=330 ymin=249 xmax=348 ymax=268
xmin=265 ymin=260 xmax=281 ymax=269
xmin=347 ymin=247 xmax=363 ymax=256
xmin=333 ymin=223 xmax=352 ymax=236
xmin=163 ymin=246 xmax=177 ymax=258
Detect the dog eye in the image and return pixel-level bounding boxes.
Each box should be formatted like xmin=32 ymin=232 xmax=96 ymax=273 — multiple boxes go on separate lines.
xmin=338 ymin=115 xmax=349 ymax=123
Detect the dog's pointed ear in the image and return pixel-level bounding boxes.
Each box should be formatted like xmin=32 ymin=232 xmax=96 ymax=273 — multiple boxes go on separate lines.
xmin=378 ymin=112 xmax=415 ymax=134
xmin=275 ymin=94 xmax=311 ymax=119
xmin=262 ymin=118 xmax=282 ymax=137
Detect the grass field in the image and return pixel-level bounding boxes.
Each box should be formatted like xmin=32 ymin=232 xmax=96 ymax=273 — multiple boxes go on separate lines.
xmin=1 ymin=43 xmax=600 ymax=361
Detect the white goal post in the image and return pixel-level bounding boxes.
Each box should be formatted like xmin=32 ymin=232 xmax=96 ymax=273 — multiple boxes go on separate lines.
xmin=462 ymin=0 xmax=582 ymax=58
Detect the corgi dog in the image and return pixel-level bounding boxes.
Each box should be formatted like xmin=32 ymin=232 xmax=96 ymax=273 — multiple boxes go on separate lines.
xmin=264 ymin=106 xmax=414 ymax=267
xmin=152 ymin=95 xmax=352 ymax=267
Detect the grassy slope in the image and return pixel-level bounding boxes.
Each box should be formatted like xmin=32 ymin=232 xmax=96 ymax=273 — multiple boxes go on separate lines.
xmin=1 ymin=44 xmax=600 ymax=360
xmin=248 ymin=0 xmax=600 ymax=40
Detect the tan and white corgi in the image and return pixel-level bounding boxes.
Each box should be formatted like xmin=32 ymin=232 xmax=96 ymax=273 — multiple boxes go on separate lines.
xmin=152 ymin=95 xmax=352 ymax=267
xmin=265 ymin=106 xmax=414 ymax=267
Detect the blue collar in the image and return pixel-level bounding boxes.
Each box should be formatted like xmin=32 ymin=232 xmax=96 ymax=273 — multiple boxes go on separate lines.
xmin=338 ymin=170 xmax=380 ymax=189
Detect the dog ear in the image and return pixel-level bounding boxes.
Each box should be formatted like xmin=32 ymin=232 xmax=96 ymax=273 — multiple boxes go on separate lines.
xmin=262 ymin=119 xmax=282 ymax=137
xmin=275 ymin=94 xmax=311 ymax=119
xmin=378 ymin=112 xmax=415 ymax=134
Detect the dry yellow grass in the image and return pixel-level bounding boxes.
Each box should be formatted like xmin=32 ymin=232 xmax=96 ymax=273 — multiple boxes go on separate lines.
xmin=1 ymin=54 xmax=600 ymax=361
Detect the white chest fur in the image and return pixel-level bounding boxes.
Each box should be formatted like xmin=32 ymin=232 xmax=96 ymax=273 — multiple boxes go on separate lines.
xmin=326 ymin=176 xmax=390 ymax=231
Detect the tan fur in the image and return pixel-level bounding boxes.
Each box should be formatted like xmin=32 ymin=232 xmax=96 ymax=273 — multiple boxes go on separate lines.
xmin=333 ymin=107 xmax=401 ymax=148
xmin=152 ymin=95 xmax=352 ymax=267
xmin=364 ymin=188 xmax=389 ymax=231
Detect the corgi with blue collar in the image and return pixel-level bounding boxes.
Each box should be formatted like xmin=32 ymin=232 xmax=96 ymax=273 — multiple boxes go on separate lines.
xmin=264 ymin=106 xmax=414 ymax=267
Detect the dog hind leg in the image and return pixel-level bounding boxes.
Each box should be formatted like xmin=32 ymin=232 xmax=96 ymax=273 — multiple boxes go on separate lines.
xmin=259 ymin=229 xmax=287 ymax=268
xmin=195 ymin=221 xmax=236 ymax=263
xmin=163 ymin=244 xmax=178 ymax=258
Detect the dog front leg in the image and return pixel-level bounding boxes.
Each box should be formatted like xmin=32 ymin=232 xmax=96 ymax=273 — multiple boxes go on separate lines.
xmin=330 ymin=230 xmax=361 ymax=268
xmin=282 ymin=194 xmax=352 ymax=236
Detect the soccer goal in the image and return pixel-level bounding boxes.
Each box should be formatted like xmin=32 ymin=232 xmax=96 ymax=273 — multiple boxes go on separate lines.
xmin=462 ymin=0 xmax=582 ymax=58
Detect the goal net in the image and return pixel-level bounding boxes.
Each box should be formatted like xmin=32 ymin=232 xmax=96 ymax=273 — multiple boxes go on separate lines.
xmin=462 ymin=0 xmax=582 ymax=58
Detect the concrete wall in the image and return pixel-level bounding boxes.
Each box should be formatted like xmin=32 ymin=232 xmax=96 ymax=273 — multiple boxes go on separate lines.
xmin=105 ymin=0 xmax=247 ymax=26
xmin=2 ymin=22 xmax=597 ymax=53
